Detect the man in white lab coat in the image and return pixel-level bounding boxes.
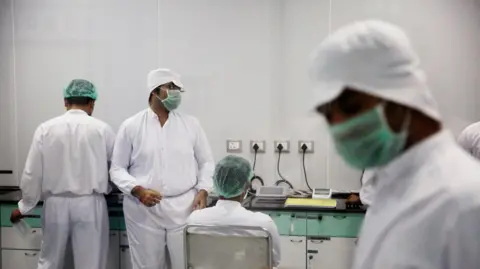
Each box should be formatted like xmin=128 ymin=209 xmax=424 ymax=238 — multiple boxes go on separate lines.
xmin=187 ymin=155 xmax=281 ymax=267
xmin=10 ymin=79 xmax=115 ymax=269
xmin=309 ymin=20 xmax=480 ymax=269
xmin=110 ymin=68 xmax=214 ymax=269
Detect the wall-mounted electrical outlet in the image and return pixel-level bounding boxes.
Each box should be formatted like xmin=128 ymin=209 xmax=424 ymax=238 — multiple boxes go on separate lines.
xmin=226 ymin=140 xmax=242 ymax=153
xmin=298 ymin=140 xmax=314 ymax=153
xmin=250 ymin=140 xmax=266 ymax=153
xmin=274 ymin=141 xmax=290 ymax=153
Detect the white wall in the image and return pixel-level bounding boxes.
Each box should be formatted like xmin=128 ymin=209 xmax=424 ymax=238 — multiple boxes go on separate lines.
xmin=1 ymin=0 xmax=480 ymax=190
xmin=0 ymin=0 xmax=15 ymax=184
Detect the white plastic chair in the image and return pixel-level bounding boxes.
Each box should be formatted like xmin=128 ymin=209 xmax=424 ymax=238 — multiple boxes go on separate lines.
xmin=184 ymin=224 xmax=273 ymax=269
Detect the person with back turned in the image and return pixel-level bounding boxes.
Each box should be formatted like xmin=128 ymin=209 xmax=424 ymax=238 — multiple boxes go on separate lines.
xmin=308 ymin=20 xmax=480 ymax=268
xmin=187 ymin=155 xmax=281 ymax=268
xmin=10 ymin=79 xmax=115 ymax=269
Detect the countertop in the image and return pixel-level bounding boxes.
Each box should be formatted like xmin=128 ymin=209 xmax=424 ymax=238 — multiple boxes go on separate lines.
xmin=0 ymin=187 xmax=366 ymax=214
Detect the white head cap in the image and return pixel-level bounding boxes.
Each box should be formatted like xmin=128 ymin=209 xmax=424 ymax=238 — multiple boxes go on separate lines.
xmin=147 ymin=68 xmax=184 ymax=95
xmin=309 ymin=20 xmax=441 ymax=121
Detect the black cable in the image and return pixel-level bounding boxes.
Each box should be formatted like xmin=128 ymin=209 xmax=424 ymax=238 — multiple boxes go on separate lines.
xmin=301 ymin=147 xmax=313 ymax=191
xmin=249 ymin=143 xmax=264 ymax=194
xmin=252 ymin=147 xmax=258 ymax=171
xmin=274 ymin=145 xmax=294 ymax=189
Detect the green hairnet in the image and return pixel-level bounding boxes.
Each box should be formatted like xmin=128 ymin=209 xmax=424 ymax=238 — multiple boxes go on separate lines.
xmin=63 ymin=79 xmax=98 ymax=100
xmin=214 ymin=155 xmax=253 ymax=198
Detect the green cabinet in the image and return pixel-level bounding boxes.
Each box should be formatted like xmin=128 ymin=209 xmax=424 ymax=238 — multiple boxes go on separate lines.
xmin=266 ymin=211 xmax=364 ymax=238
xmin=306 ymin=212 xmax=363 ymax=238
xmin=1 ymin=204 xmax=43 ymax=228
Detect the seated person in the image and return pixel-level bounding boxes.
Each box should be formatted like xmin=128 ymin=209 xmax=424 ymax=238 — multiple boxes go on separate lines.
xmin=187 ymin=155 xmax=281 ymax=267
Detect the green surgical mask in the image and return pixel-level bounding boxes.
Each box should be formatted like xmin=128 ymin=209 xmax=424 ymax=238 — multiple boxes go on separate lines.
xmin=157 ymin=90 xmax=181 ymax=111
xmin=329 ymin=104 xmax=410 ymax=169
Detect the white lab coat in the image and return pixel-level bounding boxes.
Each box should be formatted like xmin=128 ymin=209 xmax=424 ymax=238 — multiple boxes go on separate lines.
xmin=19 ymin=109 xmax=115 ymax=269
xmin=353 ymin=130 xmax=480 ymax=269
xmin=187 ymin=200 xmax=281 ymax=267
xmin=110 ymin=108 xmax=214 ymax=269
xmin=457 ymin=122 xmax=480 ymax=158
xmin=359 ymin=170 xmax=376 ymax=206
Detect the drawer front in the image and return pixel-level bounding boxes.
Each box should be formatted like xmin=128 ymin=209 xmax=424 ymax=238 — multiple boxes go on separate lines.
xmin=1 ymin=227 xmax=43 ymax=249
xmin=120 ymin=231 xmax=129 ymax=246
xmin=289 ymin=213 xmax=307 ymax=236
xmin=1 ymin=205 xmax=43 ymax=228
xmin=2 ymin=249 xmax=40 ymax=269
xmin=306 ymin=213 xmax=364 ymax=238
xmin=268 ymin=212 xmax=307 ymax=236
xmin=320 ymin=214 xmax=364 ymax=238
xmin=267 ymin=212 xmax=291 ymax=236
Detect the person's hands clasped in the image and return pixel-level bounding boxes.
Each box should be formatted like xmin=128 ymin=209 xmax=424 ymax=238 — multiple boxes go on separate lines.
xmin=132 ymin=186 xmax=162 ymax=207
xmin=192 ymin=189 xmax=208 ymax=210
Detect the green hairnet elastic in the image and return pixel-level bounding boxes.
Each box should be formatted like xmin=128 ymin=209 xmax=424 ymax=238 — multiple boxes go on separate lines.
xmin=63 ymin=79 xmax=98 ymax=100
xmin=213 ymin=155 xmax=253 ymax=198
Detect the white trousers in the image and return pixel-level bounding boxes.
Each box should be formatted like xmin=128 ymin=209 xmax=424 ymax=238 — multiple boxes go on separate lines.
xmin=123 ymin=194 xmax=192 ymax=269
xmin=37 ymin=194 xmax=109 ymax=269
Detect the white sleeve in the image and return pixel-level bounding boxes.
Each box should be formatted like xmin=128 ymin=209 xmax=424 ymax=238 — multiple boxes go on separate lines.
xmin=105 ymin=125 xmax=116 ymax=194
xmin=457 ymin=130 xmax=472 ymax=154
xmin=109 ymin=122 xmax=138 ymax=195
xmin=192 ymin=119 xmax=214 ymax=192
xmin=105 ymin=125 xmax=116 ymax=162
xmin=446 ymin=206 xmax=480 ymax=269
xmin=265 ymin=218 xmax=281 ymax=267
xmin=359 ymin=170 xmax=376 ymax=206
xmin=18 ymin=127 xmax=44 ymax=215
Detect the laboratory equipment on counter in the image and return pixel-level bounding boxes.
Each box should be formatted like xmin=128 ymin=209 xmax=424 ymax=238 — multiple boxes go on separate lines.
xmin=312 ymin=188 xmax=332 ymax=199
xmin=184 ymin=225 xmax=272 ymax=269
xmin=256 ymin=186 xmax=289 ymax=198
xmin=248 ymin=186 xmax=289 ymax=209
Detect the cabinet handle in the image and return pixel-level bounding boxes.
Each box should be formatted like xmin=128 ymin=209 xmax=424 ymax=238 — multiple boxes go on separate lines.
xmin=24 ymin=252 xmax=37 ymax=257
xmin=23 ymin=214 xmax=41 ymax=219
xmin=121 ymin=247 xmax=129 ymax=252
xmin=122 ymin=234 xmax=128 ymax=237
xmin=110 ymin=233 xmax=117 ymax=237
xmin=306 ymin=215 xmax=322 ymax=221
xmin=290 ymin=239 xmax=303 ymax=243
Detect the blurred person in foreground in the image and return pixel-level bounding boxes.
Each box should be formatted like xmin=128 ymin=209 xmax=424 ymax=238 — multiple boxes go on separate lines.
xmin=309 ymin=20 xmax=480 ymax=269
xmin=10 ymin=79 xmax=115 ymax=269
xmin=187 ymin=155 xmax=281 ymax=268
xmin=457 ymin=122 xmax=480 ymax=158
xmin=110 ymin=68 xmax=214 ymax=269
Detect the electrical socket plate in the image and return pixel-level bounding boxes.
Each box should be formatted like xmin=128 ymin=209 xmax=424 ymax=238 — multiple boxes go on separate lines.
xmin=226 ymin=140 xmax=242 ymax=153
xmin=250 ymin=140 xmax=266 ymax=153
xmin=274 ymin=141 xmax=290 ymax=153
xmin=298 ymin=140 xmax=314 ymax=153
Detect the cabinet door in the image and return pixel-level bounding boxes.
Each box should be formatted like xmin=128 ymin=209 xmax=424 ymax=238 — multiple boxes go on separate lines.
xmin=278 ymin=236 xmax=306 ymax=269
xmin=2 ymin=249 xmax=40 ymax=269
xmin=307 ymin=237 xmax=356 ymax=269
xmin=1 ymin=227 xmax=43 ymax=249
xmin=120 ymin=231 xmax=129 ymax=246
xmin=107 ymin=231 xmax=120 ymax=269
xmin=120 ymin=246 xmax=133 ymax=269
